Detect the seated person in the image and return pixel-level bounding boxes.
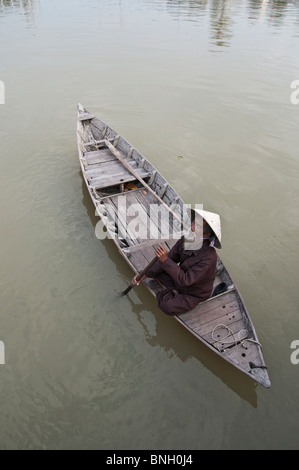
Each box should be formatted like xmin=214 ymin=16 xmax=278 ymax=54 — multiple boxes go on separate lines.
xmin=132 ymin=209 xmax=221 ymax=315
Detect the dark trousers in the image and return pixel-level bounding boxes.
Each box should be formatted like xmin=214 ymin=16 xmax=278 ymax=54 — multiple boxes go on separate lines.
xmin=153 ymin=272 xmax=201 ymax=316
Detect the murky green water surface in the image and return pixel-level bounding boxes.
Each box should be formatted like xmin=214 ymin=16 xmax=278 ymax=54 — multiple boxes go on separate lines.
xmin=1 ymin=0 xmax=299 ymax=450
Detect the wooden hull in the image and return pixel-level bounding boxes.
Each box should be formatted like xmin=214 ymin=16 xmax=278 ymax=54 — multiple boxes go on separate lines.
xmin=77 ymin=104 xmax=271 ymax=389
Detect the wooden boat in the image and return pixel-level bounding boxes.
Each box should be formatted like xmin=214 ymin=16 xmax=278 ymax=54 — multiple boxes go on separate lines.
xmin=77 ymin=103 xmax=271 ymax=389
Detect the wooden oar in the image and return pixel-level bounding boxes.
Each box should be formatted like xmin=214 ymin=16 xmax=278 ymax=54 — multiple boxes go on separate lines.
xmin=121 ymin=255 xmax=158 ymax=296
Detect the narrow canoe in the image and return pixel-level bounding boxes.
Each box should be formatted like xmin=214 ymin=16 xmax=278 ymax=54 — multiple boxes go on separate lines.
xmin=77 ymin=103 xmax=271 ymax=389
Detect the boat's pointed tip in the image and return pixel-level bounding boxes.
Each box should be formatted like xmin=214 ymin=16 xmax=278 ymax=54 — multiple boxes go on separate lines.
xmin=263 ymin=378 xmax=271 ymax=389
xmin=251 ymin=368 xmax=271 ymax=389
xmin=260 ymin=377 xmax=271 ymax=389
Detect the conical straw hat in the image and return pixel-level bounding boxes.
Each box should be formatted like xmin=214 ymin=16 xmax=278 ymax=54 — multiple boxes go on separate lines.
xmin=194 ymin=209 xmax=222 ymax=249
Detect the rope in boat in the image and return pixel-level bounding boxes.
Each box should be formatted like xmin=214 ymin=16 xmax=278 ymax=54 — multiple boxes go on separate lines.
xmin=211 ymin=324 xmax=263 ymax=352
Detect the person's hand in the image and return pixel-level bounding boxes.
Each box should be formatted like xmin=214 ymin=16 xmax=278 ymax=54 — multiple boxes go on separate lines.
xmin=155 ymin=244 xmax=168 ymax=262
xmin=132 ymin=273 xmax=146 ymax=286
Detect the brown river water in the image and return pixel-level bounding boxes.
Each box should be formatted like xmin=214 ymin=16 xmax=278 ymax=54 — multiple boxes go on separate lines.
xmin=0 ymin=0 xmax=299 ymax=450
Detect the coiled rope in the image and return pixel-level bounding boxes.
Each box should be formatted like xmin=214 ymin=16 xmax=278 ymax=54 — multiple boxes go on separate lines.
xmin=212 ymin=324 xmax=262 ymax=352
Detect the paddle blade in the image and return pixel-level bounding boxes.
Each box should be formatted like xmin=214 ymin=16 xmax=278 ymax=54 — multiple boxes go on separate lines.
xmin=121 ymin=283 xmax=134 ymax=296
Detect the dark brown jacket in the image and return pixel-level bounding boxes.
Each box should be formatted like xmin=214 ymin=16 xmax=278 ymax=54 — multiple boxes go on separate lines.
xmin=147 ymin=237 xmax=217 ymax=315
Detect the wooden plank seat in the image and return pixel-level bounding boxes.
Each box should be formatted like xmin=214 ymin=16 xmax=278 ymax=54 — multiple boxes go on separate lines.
xmin=86 ymin=158 xmax=140 ymax=177
xmin=81 ymin=137 xmax=114 ymax=147
xmin=78 ymin=112 xmax=94 ymax=121
xmin=82 ymin=143 xmax=150 ymax=190
xmin=83 ymin=148 xmax=119 ymax=166
xmin=88 ymin=167 xmax=150 ymax=189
